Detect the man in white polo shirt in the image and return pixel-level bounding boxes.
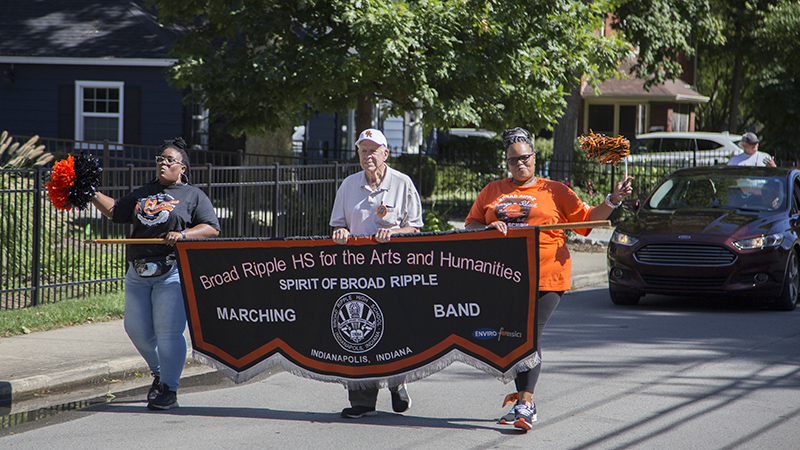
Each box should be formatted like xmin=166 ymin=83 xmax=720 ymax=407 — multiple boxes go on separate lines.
xmin=330 ymin=128 xmax=423 ymax=419
xmin=728 ymin=132 xmax=776 ymax=167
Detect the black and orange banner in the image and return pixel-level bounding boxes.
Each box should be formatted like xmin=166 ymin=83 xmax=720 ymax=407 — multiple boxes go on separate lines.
xmin=175 ymin=228 xmax=541 ymax=388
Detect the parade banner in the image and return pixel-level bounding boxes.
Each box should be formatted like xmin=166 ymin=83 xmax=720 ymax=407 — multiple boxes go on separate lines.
xmin=175 ymin=228 xmax=541 ymax=388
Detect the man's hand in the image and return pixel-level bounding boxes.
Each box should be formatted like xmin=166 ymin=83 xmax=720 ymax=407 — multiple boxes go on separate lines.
xmin=375 ymin=228 xmax=393 ymax=243
xmin=332 ymin=228 xmax=350 ymax=245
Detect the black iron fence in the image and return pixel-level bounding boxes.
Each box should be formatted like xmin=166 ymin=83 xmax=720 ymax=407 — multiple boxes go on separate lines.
xmin=1 ymin=162 xmax=362 ymax=310
xmin=2 ymin=136 xmax=712 ymax=311
xmin=18 ymin=136 xmax=338 ymax=168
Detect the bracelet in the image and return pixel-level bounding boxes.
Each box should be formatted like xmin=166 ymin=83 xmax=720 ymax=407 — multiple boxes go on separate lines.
xmin=604 ymin=194 xmax=621 ymax=209
xmin=180 ymin=230 xmax=187 ymax=239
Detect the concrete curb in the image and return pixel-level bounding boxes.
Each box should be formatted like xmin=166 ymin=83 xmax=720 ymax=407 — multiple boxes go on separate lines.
xmin=571 ymin=271 xmax=609 ymax=290
xmin=4 ymin=356 xmax=214 ymax=403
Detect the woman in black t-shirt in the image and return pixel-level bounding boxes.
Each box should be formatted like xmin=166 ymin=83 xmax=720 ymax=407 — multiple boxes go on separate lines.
xmin=91 ymin=138 xmax=220 ymax=410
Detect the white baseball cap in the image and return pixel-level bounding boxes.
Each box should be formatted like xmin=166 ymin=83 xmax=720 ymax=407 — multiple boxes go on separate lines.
xmin=355 ymin=129 xmax=388 ymax=147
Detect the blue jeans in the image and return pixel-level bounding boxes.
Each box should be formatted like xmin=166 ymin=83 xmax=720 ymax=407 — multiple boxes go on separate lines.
xmin=124 ymin=263 xmax=187 ymax=391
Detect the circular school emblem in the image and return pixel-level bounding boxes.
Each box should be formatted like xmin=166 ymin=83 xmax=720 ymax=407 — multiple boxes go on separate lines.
xmin=331 ymin=292 xmax=384 ymax=353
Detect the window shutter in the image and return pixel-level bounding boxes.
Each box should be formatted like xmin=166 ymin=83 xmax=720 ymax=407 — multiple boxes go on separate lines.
xmin=124 ymin=85 xmax=141 ymax=145
xmin=58 ymin=84 xmax=74 ymax=139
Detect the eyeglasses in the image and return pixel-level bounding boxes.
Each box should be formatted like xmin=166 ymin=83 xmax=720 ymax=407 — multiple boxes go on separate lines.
xmin=155 ymin=156 xmax=184 ymax=166
xmin=507 ymin=153 xmax=535 ymax=165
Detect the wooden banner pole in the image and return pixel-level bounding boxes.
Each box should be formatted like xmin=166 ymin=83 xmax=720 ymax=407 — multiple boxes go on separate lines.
xmin=85 ymin=238 xmax=167 ymax=244
xmin=83 ymin=221 xmax=612 ymax=245
xmin=537 ymin=220 xmax=611 ymax=231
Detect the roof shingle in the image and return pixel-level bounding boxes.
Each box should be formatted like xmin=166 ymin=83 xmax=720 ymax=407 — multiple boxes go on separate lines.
xmin=0 ymin=0 xmax=181 ymax=59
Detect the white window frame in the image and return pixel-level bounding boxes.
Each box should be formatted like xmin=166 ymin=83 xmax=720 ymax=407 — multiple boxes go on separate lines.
xmin=583 ymin=101 xmax=648 ymax=137
xmin=671 ymin=103 xmax=691 ymax=132
xmin=74 ymin=80 xmax=124 ymax=148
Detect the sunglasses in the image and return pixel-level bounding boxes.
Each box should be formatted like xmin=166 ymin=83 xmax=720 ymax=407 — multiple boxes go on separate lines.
xmin=155 ymin=156 xmax=185 ymax=166
xmin=506 ymin=153 xmax=534 ymax=165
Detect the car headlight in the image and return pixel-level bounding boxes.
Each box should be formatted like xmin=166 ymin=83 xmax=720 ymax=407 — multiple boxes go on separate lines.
xmin=612 ymin=230 xmax=639 ymax=247
xmin=733 ymin=233 xmax=783 ymax=250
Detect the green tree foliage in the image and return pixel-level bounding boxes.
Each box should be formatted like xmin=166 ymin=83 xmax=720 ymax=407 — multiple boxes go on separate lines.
xmin=748 ymin=2 xmax=800 ymax=158
xmin=550 ymin=0 xmax=712 ymax=182
xmin=694 ymin=0 xmax=800 ymax=158
xmin=154 ymin=0 xmax=628 ymax=136
xmin=611 ymin=0 xmax=715 ymax=88
xmin=694 ymin=0 xmax=775 ymax=133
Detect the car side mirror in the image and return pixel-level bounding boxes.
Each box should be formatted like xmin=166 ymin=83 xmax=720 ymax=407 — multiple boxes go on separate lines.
xmin=622 ymin=199 xmax=640 ymax=213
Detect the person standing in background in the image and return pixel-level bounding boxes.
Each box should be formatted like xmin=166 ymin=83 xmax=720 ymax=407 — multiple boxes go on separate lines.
xmin=728 ymin=132 xmax=776 ymax=167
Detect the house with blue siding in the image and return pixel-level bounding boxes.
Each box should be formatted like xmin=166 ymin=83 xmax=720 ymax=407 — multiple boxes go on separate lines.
xmin=0 ymin=1 xmax=203 ymax=151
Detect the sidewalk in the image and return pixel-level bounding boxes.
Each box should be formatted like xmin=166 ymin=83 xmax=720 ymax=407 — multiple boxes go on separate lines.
xmin=0 ymin=229 xmax=610 ymax=408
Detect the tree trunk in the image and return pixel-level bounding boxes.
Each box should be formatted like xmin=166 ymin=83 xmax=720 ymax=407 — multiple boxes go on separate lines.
xmin=550 ymin=81 xmax=580 ymax=183
xmin=727 ymin=24 xmax=744 ymax=133
xmin=355 ymin=93 xmax=373 ymax=135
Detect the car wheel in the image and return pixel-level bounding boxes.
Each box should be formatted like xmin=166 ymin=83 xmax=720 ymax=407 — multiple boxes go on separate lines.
xmin=609 ymin=288 xmax=641 ymax=306
xmin=774 ymin=251 xmax=799 ymax=311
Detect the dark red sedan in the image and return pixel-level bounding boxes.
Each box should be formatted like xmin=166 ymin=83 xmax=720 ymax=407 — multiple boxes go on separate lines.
xmin=607 ymin=166 xmax=800 ymax=311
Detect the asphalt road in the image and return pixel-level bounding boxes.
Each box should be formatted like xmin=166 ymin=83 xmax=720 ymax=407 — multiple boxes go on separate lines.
xmin=3 ymin=285 xmax=800 ymax=450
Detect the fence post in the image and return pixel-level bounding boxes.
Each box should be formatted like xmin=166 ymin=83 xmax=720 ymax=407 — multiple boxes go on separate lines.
xmin=205 ymin=163 xmax=213 ymax=191
xmin=272 ymin=162 xmax=280 ymax=237
xmin=100 ymin=149 xmax=110 ymax=239
xmin=417 ymin=149 xmax=423 ymax=195
xmin=31 ymin=166 xmax=43 ymax=307
xmin=235 ymin=162 xmax=244 ymax=237
xmin=127 ymin=164 xmax=135 ymax=241
xmin=103 ymin=140 xmax=110 ymax=169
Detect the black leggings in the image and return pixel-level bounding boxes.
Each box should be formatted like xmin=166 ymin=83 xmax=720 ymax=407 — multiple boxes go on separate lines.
xmin=514 ymin=290 xmax=563 ymax=393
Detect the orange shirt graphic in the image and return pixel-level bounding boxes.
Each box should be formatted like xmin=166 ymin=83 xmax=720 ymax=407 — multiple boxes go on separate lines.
xmin=466 ymin=178 xmax=593 ymax=290
xmin=143 ymin=197 xmax=179 ymax=215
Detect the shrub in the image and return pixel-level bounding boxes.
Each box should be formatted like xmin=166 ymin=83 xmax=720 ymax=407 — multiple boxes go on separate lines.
xmin=420 ymin=208 xmax=456 ymax=232
xmin=388 ymin=153 xmax=437 ymax=198
xmin=437 ymin=135 xmax=504 ymax=173
xmin=0 ymin=132 xmax=52 ymax=169
xmin=436 ymin=135 xmax=506 ymax=199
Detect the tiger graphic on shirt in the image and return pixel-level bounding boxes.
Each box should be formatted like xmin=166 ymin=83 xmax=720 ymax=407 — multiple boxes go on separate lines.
xmin=135 ymin=193 xmax=179 ymax=226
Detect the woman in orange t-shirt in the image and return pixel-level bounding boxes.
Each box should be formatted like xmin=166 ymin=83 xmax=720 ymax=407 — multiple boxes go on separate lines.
xmin=465 ymin=127 xmax=633 ymax=431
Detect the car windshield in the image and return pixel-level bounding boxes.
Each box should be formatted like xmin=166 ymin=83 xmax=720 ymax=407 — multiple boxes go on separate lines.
xmin=647 ymin=175 xmax=786 ymax=211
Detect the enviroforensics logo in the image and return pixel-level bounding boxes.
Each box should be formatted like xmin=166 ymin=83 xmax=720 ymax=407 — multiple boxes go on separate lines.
xmin=472 ymin=327 xmax=523 ymax=341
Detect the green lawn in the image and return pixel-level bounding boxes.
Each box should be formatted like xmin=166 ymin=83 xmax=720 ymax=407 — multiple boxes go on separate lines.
xmin=0 ymin=291 xmax=125 ymax=338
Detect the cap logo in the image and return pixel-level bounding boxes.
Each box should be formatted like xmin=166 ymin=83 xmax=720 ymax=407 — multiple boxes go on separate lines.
xmin=365 ymin=131 xmax=372 ymax=137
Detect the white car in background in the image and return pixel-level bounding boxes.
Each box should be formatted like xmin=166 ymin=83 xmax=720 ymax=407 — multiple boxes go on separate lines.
xmin=628 ymin=131 xmax=743 ymax=166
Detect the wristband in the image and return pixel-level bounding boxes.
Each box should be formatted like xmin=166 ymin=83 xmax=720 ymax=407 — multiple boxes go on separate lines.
xmin=180 ymin=230 xmax=187 ymax=239
xmin=604 ymin=194 xmax=621 ymax=209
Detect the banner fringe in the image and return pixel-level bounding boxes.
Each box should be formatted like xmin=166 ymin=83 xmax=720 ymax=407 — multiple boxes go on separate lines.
xmin=191 ymin=349 xmax=541 ymax=388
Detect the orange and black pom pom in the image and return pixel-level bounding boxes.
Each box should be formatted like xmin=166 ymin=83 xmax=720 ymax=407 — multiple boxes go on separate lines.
xmin=578 ymin=130 xmax=631 ymax=166
xmin=45 ymin=153 xmax=102 ymax=211
xmin=46 ymin=155 xmax=76 ymax=210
